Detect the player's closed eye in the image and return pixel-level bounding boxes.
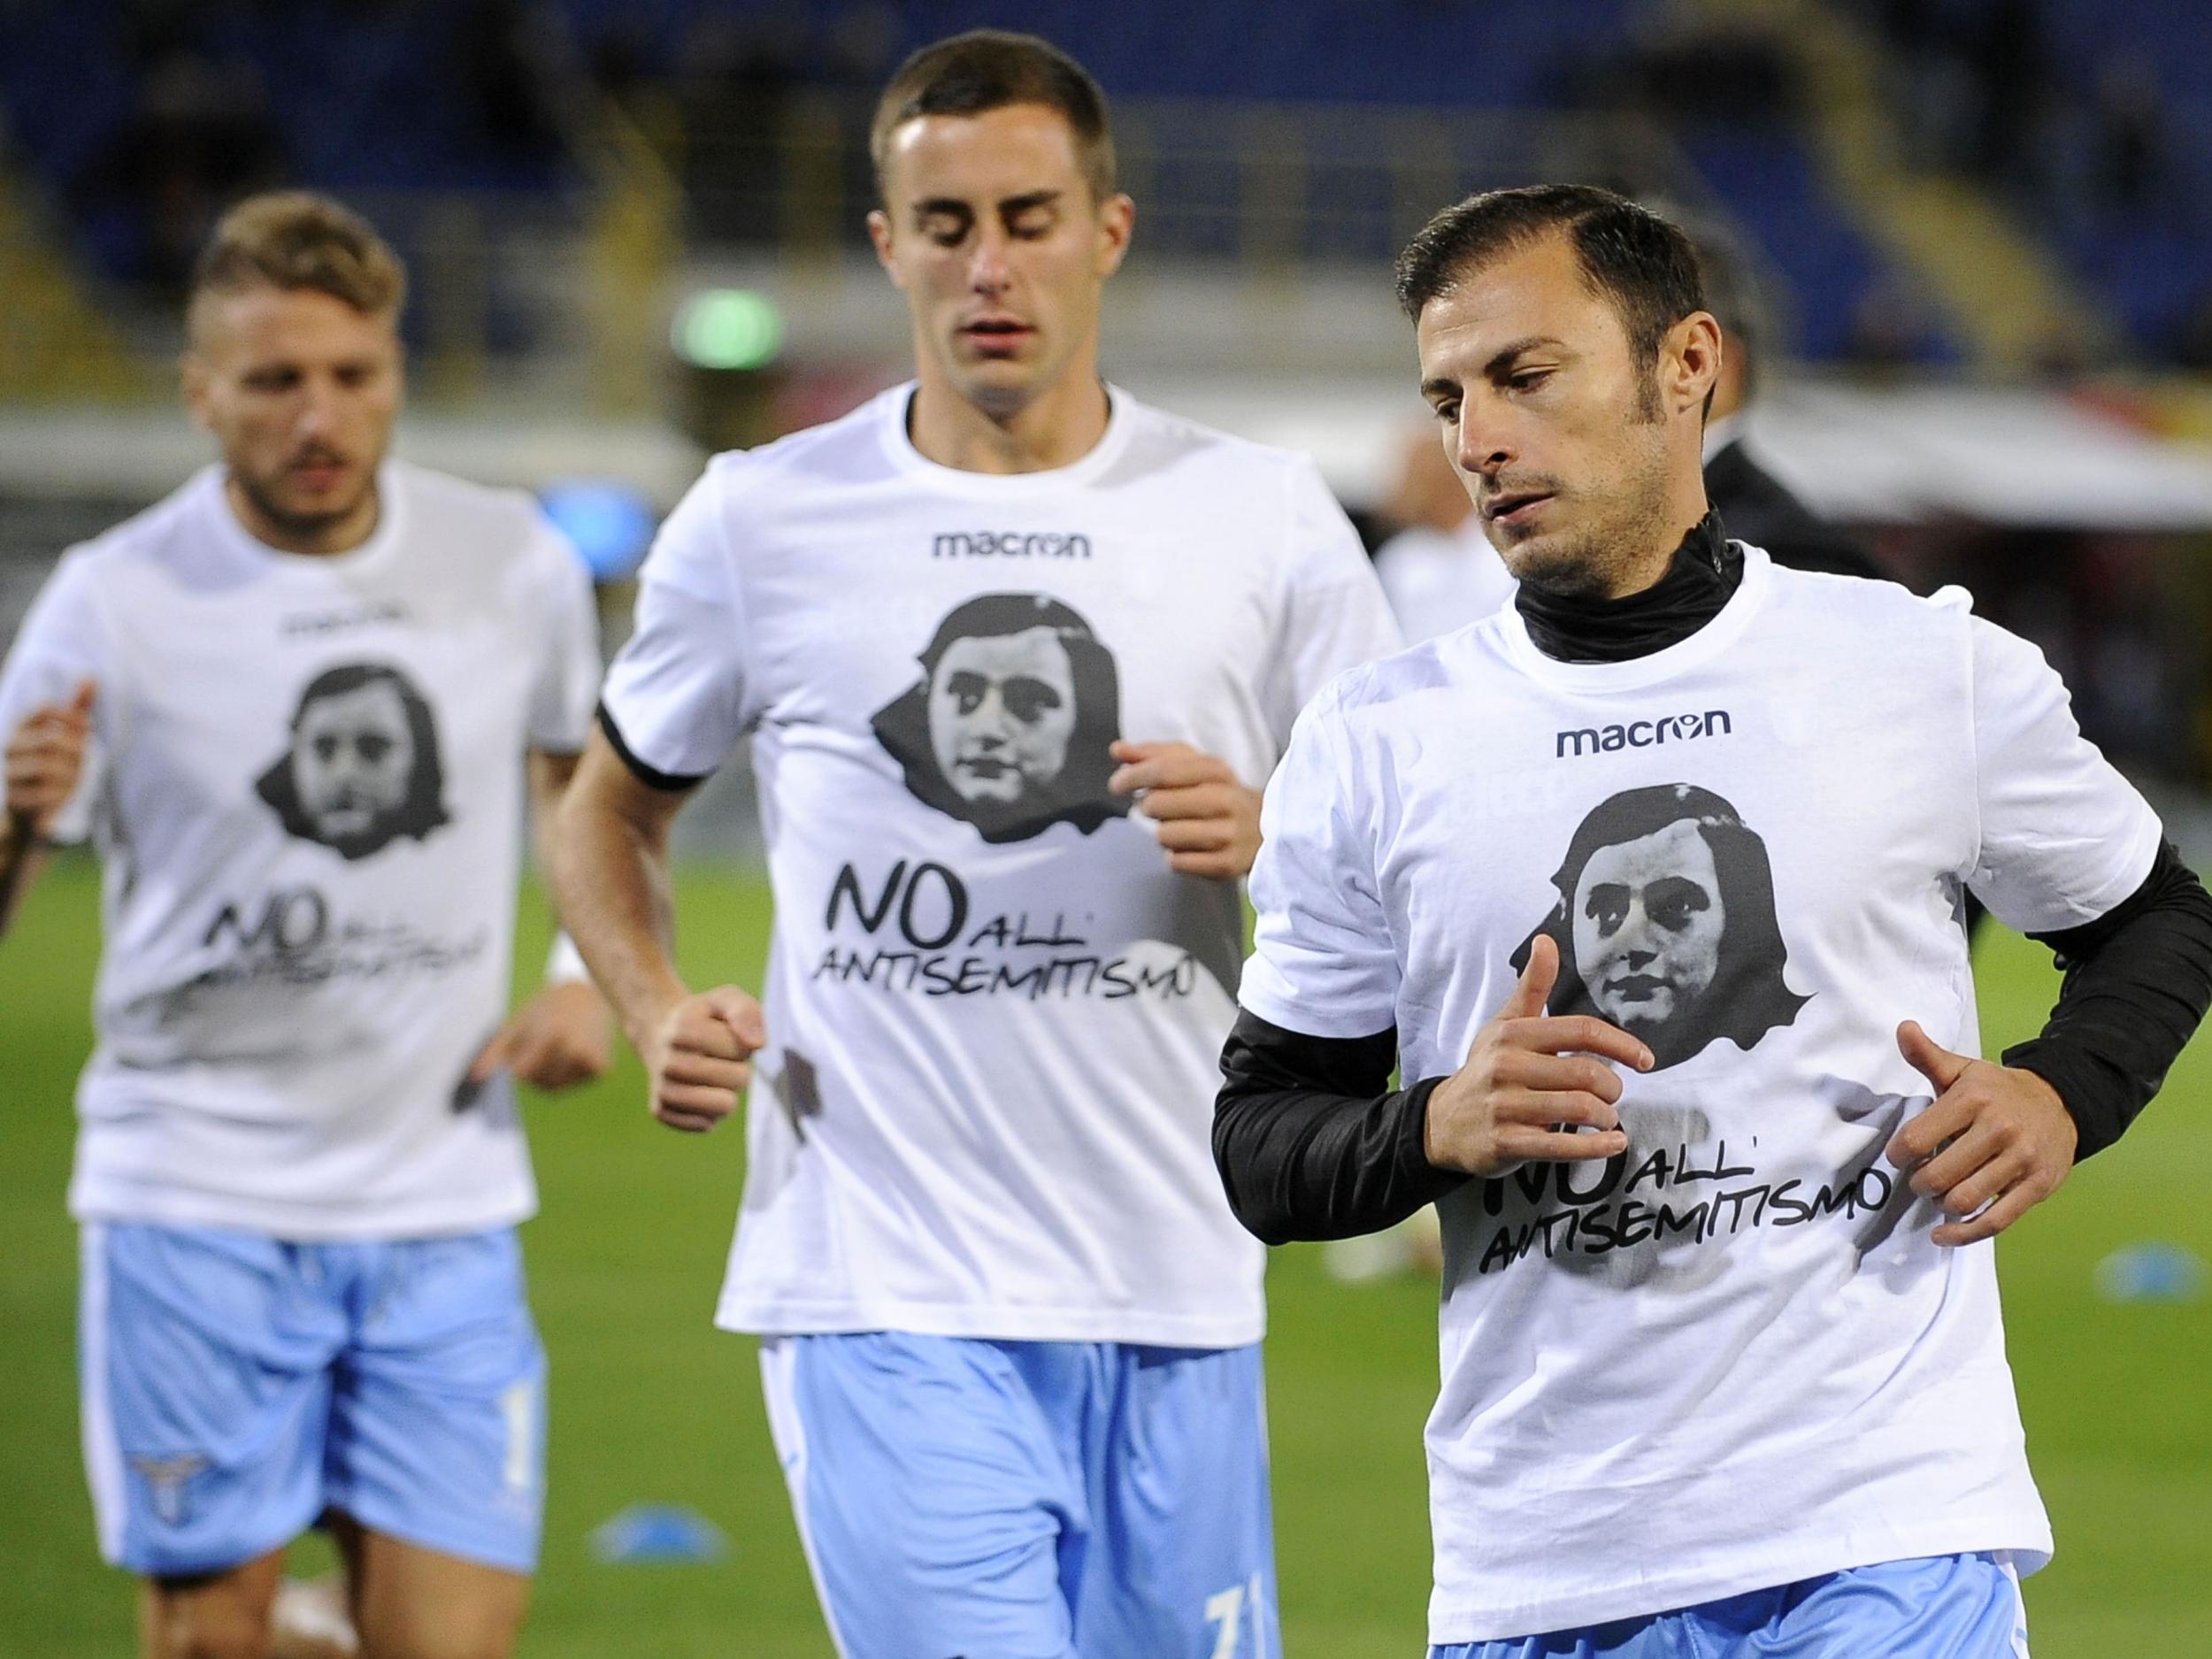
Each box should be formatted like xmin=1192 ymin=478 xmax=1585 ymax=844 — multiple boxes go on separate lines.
xmin=920 ymin=211 xmax=971 ymax=247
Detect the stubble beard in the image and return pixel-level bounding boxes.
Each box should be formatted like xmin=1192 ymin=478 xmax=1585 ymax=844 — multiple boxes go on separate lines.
xmin=1505 ymin=519 xmax=1620 ymax=601
xmin=233 ymin=465 xmax=375 ymax=548
xmin=1503 ymin=411 xmax=1678 ymax=603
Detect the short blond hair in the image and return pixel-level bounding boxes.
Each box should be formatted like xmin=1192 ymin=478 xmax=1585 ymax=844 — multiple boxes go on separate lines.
xmin=188 ymin=191 xmax=405 ymax=339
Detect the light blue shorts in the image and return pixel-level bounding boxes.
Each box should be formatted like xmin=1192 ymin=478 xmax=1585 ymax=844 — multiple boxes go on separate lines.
xmin=1432 ymin=1552 xmax=2029 ymax=1659
xmin=760 ymin=1333 xmax=1278 ymax=1659
xmin=79 ymin=1221 xmax=545 ymax=1578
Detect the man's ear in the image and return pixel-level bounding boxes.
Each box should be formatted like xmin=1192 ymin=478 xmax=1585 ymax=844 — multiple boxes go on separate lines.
xmin=1093 ymin=192 xmax=1135 ymax=280
xmin=867 ymin=209 xmax=906 ymax=289
xmin=1667 ymin=311 xmax=1724 ymax=418
xmin=181 ymin=349 xmax=212 ymax=430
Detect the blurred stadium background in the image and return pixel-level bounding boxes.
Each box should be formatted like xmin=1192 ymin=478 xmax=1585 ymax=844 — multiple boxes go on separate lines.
xmin=2 ymin=1 xmax=2209 ymax=1652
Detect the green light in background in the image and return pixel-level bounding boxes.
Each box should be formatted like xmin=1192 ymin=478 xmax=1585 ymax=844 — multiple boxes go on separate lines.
xmin=672 ymin=289 xmax=784 ymax=370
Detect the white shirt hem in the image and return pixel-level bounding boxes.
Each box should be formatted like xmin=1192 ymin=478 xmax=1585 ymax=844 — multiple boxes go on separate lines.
xmin=69 ymin=1179 xmax=537 ymax=1243
xmin=714 ymin=1294 xmax=1266 ymax=1349
xmin=1425 ymin=1513 xmax=2055 ymax=1644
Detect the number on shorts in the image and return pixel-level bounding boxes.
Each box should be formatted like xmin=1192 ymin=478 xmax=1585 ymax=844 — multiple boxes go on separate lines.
xmin=500 ymin=1379 xmax=535 ymax=1494
xmin=1204 ymin=1584 xmax=1244 ymax=1659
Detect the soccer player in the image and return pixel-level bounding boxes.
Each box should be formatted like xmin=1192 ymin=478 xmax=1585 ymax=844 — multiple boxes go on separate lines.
xmin=1216 ymin=184 xmax=2212 ymax=1655
xmin=0 ymin=192 xmax=609 ymax=1659
xmin=1371 ymin=219 xmax=1883 ymax=651
xmin=553 ymin=30 xmax=1397 ymax=1659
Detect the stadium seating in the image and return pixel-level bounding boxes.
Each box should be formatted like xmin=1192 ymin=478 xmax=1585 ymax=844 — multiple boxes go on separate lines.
xmin=0 ymin=0 xmax=2014 ymax=368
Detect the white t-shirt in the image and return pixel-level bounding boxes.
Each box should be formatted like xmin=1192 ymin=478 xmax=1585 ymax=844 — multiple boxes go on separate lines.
xmin=1371 ymin=516 xmax=1518 ymax=645
xmin=1240 ymin=547 xmax=2160 ymax=1641
xmin=600 ymin=383 xmax=1400 ymax=1347
xmin=0 ymin=463 xmax=600 ymax=1240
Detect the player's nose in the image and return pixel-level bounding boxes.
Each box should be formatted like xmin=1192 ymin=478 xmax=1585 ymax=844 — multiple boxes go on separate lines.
xmin=969 ymin=230 xmax=1013 ymax=294
xmin=1455 ymin=403 xmax=1515 ymax=477
xmin=296 ymin=381 xmax=341 ymax=437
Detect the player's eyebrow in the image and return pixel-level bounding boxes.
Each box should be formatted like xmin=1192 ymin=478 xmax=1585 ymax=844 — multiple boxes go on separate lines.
xmin=913 ymin=197 xmax=974 ymax=221
xmin=997 ymin=189 xmax=1061 ymax=216
xmin=1481 ymin=336 xmax=1564 ymax=379
xmin=1424 ymin=337 xmax=1570 ymax=402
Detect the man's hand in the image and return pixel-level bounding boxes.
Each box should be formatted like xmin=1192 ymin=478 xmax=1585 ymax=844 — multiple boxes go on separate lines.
xmin=1422 ymin=933 xmax=1652 ymax=1176
xmin=639 ymin=986 xmax=767 ymax=1133
xmin=468 ymin=981 xmax=612 ymax=1094
xmin=4 ymin=679 xmax=96 ymax=841
xmin=1886 ymin=1019 xmax=2077 ymax=1246
xmin=1107 ymin=740 xmax=1262 ymax=879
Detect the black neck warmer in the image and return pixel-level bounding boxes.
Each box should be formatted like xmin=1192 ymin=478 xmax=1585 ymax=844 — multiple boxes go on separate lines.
xmin=1514 ymin=510 xmax=1741 ymax=664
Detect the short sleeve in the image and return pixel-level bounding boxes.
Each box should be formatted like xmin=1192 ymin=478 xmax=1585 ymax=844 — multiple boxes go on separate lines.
xmin=1968 ymin=613 xmax=2162 ymax=933
xmin=524 ymin=519 xmax=603 ymax=755
xmin=596 ymin=465 xmax=755 ymax=786
xmin=0 ymin=552 xmax=113 ymax=845
xmin=1259 ymin=457 xmax=1402 ymax=746
xmin=1240 ymin=684 xmax=1402 ymax=1038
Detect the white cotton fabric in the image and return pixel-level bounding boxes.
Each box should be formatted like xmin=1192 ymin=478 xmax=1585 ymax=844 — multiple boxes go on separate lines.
xmin=1240 ymin=546 xmax=2159 ymax=1641
xmin=598 ymin=384 xmax=1400 ymax=1347
xmin=0 ymin=463 xmax=600 ymax=1240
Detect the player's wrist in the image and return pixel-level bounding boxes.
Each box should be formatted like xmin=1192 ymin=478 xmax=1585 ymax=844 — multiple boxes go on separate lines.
xmin=624 ymin=980 xmax=694 ymax=1061
xmin=1421 ymin=1074 xmax=1470 ymax=1171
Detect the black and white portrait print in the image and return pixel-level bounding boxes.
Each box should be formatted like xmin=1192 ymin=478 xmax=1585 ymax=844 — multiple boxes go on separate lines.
xmin=1512 ymin=782 xmax=1809 ymax=1070
xmin=872 ymin=593 xmax=1129 ymax=844
xmin=256 ymin=662 xmax=450 ymax=860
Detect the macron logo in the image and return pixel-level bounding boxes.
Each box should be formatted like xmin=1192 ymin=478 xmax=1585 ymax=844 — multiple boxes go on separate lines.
xmin=1556 ymin=710 xmax=1732 ymax=759
xmin=932 ymin=530 xmax=1092 ymax=559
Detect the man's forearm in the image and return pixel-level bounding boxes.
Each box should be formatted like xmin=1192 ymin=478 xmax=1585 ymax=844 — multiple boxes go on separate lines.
xmin=1214 ymin=1010 xmax=1463 ymax=1245
xmin=527 ymin=751 xmax=580 ymax=910
xmin=2007 ymin=840 xmax=2212 ymax=1160
xmin=551 ymin=796 xmax=690 ymax=1048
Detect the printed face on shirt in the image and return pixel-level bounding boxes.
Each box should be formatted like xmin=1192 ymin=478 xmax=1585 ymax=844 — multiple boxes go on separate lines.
xmin=1414 ymin=229 xmax=1717 ymax=599
xmin=872 ymin=593 xmax=1130 ymax=845
xmin=928 ymin=626 xmax=1079 ymax=807
xmin=185 ymin=286 xmax=403 ymax=557
xmin=293 ymin=680 xmax=415 ymax=841
xmin=256 ymin=662 xmax=449 ymax=860
xmin=868 ymin=104 xmax=1133 ymax=424
xmin=1572 ymin=818 xmax=1724 ymax=1041
xmin=1516 ymin=782 xmax=1807 ymax=1071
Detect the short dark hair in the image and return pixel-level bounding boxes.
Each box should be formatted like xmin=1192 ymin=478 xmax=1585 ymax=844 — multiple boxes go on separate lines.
xmin=189 ymin=191 xmax=404 ymax=342
xmin=870 ymin=30 xmax=1115 ymax=204
xmin=1394 ymin=184 xmax=1706 ymax=373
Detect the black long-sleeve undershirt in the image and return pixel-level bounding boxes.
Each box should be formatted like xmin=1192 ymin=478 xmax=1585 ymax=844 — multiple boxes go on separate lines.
xmin=1215 ymin=519 xmax=2212 ymax=1243
xmin=1212 ymin=1022 xmax=1456 ymax=1247
xmin=2007 ymin=838 xmax=2212 ymax=1160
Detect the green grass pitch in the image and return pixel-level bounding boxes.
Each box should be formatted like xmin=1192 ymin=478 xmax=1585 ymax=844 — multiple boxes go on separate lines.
xmin=2 ymin=854 xmax=2208 ymax=1654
